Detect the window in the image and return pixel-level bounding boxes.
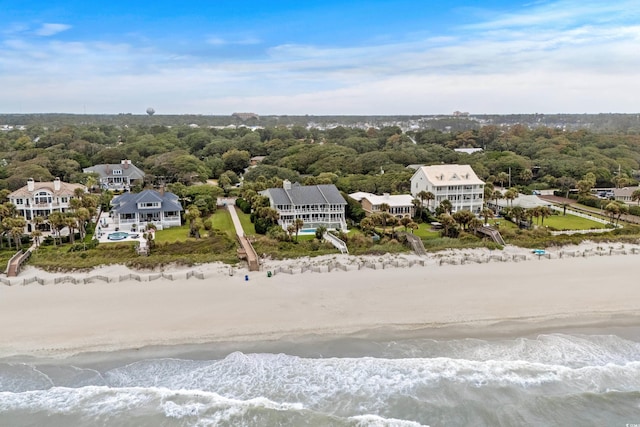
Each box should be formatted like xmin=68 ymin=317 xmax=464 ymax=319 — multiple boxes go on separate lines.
xmin=113 ymin=169 xmax=123 ymax=175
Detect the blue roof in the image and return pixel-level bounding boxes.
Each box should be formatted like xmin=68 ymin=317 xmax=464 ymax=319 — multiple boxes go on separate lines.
xmin=112 ymin=190 xmax=182 ymax=214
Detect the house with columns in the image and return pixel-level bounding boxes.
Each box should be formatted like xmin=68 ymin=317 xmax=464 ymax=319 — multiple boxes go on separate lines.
xmin=410 ymin=164 xmax=485 ymax=214
xmin=261 ymin=180 xmax=347 ymax=232
xmin=8 ymin=178 xmax=87 ymax=232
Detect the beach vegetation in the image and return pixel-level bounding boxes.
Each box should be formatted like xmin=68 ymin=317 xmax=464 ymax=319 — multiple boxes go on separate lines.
xmin=29 ymin=229 xmax=238 ymax=271
xmin=6 ymin=117 xmax=640 ymax=267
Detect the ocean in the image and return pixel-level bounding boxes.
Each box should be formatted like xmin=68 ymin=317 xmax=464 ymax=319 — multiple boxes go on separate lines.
xmin=1 ymin=329 xmax=640 ymax=426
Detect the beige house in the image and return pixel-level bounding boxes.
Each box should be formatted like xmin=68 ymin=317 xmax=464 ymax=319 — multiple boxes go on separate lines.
xmin=8 ymin=178 xmax=87 ymax=232
xmin=349 ymin=192 xmax=414 ymax=218
xmin=410 ymin=164 xmax=484 ymax=214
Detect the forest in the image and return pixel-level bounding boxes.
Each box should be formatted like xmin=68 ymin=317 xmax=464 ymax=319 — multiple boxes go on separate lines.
xmin=0 ymin=118 xmax=639 ymax=197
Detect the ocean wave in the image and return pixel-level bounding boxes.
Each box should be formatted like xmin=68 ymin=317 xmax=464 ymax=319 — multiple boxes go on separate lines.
xmin=2 ymin=333 xmax=640 ymax=425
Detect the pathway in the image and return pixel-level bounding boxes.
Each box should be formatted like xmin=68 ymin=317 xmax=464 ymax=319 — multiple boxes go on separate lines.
xmin=224 ymin=199 xmax=260 ymax=271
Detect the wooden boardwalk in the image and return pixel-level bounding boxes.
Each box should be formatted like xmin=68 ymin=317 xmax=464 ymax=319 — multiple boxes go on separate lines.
xmin=226 ymin=202 xmax=260 ymax=271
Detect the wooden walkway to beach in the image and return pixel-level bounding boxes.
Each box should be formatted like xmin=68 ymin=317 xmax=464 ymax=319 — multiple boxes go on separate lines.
xmin=225 ymin=200 xmax=260 ymax=271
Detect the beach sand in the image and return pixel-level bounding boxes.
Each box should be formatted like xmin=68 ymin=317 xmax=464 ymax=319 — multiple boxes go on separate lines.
xmin=1 ymin=243 xmax=639 ymax=358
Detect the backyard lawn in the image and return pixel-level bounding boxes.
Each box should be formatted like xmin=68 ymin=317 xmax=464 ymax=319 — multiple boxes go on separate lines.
xmin=212 ymin=208 xmax=237 ymax=238
xmin=234 ymin=208 xmax=256 ymax=235
xmin=541 ymin=213 xmax=607 ymax=230
xmin=154 ymin=225 xmax=191 ymax=243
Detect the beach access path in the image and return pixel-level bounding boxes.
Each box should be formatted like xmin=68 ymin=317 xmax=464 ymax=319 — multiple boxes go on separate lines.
xmin=223 ymin=198 xmax=260 ymax=271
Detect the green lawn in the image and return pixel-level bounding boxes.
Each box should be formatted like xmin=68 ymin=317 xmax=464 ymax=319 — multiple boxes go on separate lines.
xmin=212 ymin=208 xmax=237 ymax=239
xmin=541 ymin=213 xmax=606 ymax=230
xmin=154 ymin=225 xmax=191 ymax=243
xmin=413 ymin=223 xmax=441 ymax=238
xmin=234 ymin=208 xmax=256 ymax=235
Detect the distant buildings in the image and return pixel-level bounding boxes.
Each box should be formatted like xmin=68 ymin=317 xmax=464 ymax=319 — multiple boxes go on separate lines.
xmin=232 ymin=112 xmax=259 ymax=121
xmin=8 ymin=178 xmax=86 ymax=232
xmin=261 ymin=180 xmax=347 ymax=231
xmin=411 ymin=164 xmax=484 ymax=214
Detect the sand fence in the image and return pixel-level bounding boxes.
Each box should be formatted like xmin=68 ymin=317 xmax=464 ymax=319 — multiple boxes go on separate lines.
xmin=0 ymin=270 xmax=207 ymax=287
xmin=3 ymin=243 xmax=639 ymax=285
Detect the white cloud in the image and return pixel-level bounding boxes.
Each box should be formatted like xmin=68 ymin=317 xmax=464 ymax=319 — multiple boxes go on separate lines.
xmin=206 ymin=36 xmax=261 ymax=46
xmin=1 ymin=0 xmax=640 ymax=114
xmin=35 ymin=23 xmax=71 ymax=36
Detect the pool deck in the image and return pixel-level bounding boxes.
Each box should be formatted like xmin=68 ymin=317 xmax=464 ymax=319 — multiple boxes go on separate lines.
xmin=95 ymin=213 xmax=147 ymax=248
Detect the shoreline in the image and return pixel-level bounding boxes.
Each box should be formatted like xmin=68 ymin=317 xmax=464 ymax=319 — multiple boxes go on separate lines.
xmin=2 ymin=242 xmax=640 ymax=360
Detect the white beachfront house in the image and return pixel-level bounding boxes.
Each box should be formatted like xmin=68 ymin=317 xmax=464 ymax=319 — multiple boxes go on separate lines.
xmin=349 ymin=192 xmax=415 ymax=218
xmin=410 ymin=164 xmax=485 ymax=214
xmin=8 ymin=178 xmax=87 ymax=233
xmin=261 ymin=180 xmax=348 ymax=231
xmin=83 ymin=159 xmax=146 ymax=191
xmin=110 ymin=189 xmax=182 ymax=231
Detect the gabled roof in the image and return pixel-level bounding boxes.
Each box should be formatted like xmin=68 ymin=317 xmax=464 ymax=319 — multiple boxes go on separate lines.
xmin=111 ymin=190 xmax=182 ymax=214
xmin=84 ymin=161 xmax=145 ymax=180
xmin=412 ymin=164 xmax=484 ymax=186
xmin=265 ymin=183 xmax=346 ymax=206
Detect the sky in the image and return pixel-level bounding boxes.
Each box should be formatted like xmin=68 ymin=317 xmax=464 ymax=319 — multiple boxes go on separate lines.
xmin=1 ymin=0 xmax=639 ymax=115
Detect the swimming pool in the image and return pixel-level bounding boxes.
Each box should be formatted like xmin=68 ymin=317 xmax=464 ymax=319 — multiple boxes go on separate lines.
xmin=107 ymin=232 xmax=134 ymax=240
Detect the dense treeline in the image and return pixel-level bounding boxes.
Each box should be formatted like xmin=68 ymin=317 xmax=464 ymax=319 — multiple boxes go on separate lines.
xmin=0 ymin=122 xmax=639 ymax=195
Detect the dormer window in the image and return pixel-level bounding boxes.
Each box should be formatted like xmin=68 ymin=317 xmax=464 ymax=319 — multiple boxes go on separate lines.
xmin=113 ymin=169 xmax=123 ymax=175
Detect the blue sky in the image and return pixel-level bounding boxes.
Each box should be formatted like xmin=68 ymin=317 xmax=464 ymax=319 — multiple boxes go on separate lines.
xmin=1 ymin=0 xmax=639 ymax=115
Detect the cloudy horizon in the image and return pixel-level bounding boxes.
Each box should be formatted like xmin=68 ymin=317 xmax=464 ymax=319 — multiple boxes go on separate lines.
xmin=2 ymin=0 xmax=639 ymax=115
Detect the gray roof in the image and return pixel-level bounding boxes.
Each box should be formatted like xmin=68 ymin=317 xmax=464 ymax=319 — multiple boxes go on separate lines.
xmin=111 ymin=190 xmax=182 ymax=214
xmin=265 ymin=183 xmax=346 ymax=206
xmin=84 ymin=162 xmax=145 ymax=180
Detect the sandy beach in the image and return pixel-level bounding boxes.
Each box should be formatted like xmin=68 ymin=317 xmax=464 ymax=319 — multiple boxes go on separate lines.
xmin=1 ymin=242 xmax=640 ymax=359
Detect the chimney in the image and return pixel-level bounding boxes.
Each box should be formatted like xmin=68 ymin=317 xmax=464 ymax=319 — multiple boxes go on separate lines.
xmin=27 ymin=178 xmax=34 ymax=192
xmin=383 ymin=193 xmax=390 ymax=199
xmin=121 ymin=159 xmax=130 ymax=169
xmin=54 ymin=177 xmax=61 ymax=191
xmin=283 ymin=179 xmax=292 ymax=190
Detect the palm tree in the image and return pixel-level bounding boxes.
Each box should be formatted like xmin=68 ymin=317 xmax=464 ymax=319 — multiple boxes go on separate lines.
xmin=504 ymin=188 xmax=518 ymax=207
xmin=439 ymin=199 xmax=453 ymax=215
xmin=417 ymin=190 xmax=435 ymax=212
xmin=76 ymin=207 xmax=90 ymax=240
xmin=604 ymin=202 xmax=619 ymax=225
xmin=437 ymin=213 xmax=457 ymax=238
xmin=48 ymin=211 xmax=65 ymax=246
xmin=538 ymin=206 xmax=552 ymax=225
xmin=31 ymin=229 xmax=42 ymax=248
xmin=360 ymin=217 xmax=375 ymax=234
xmin=452 ymin=210 xmax=474 ymax=231
xmin=185 ymin=205 xmax=202 ymax=238
xmin=10 ymin=224 xmax=25 ymax=250
xmin=379 ymin=203 xmax=390 ymax=232
xmin=412 ymin=198 xmax=422 ymax=220
xmin=496 ymin=171 xmax=509 ymax=188
xmin=315 ymin=225 xmax=327 ymax=240
xmin=400 ymin=216 xmax=413 ymax=232
xmin=492 ymin=190 xmax=503 ymax=212
xmin=286 ymin=224 xmax=296 ymax=241
xmin=469 ymin=218 xmax=484 ymax=233
xmin=632 ymin=189 xmax=640 ymax=206
xmin=64 ymin=215 xmax=77 ymax=244
xmin=293 ymin=218 xmax=304 ymax=242
xmin=480 ymin=207 xmax=494 ymax=225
